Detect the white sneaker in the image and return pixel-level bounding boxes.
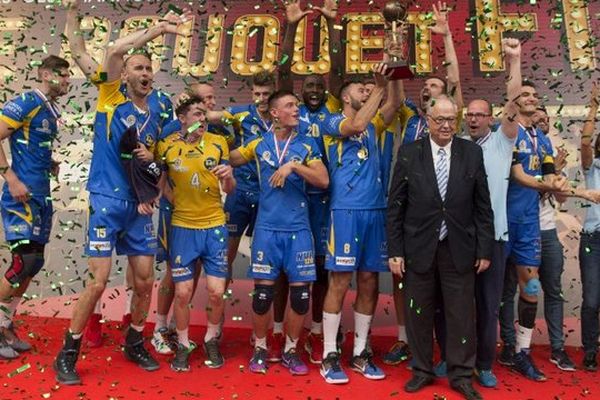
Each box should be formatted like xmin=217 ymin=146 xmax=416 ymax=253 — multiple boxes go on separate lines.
xmin=151 ymin=327 xmax=175 ymax=355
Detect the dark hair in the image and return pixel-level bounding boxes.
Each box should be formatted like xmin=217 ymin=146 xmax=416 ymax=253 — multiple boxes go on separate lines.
xmin=536 ymin=105 xmax=547 ymax=114
xmin=338 ymin=79 xmax=364 ymax=99
xmin=252 ymin=70 xmax=276 ymax=87
xmin=39 ymin=55 xmax=69 ymax=72
xmin=522 ymin=79 xmax=536 ymax=89
xmin=176 ymin=95 xmax=205 ymax=117
xmin=267 ymin=90 xmax=298 ymax=110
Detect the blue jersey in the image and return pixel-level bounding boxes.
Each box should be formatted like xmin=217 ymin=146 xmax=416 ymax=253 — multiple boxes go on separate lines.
xmin=507 ymin=125 xmax=554 ymax=224
xmin=224 ymin=104 xmax=272 ymax=194
xmin=0 ymin=90 xmax=60 ymax=197
xmin=237 ymin=131 xmax=321 ymax=231
xmin=298 ymin=94 xmax=340 ymax=194
xmin=400 ymin=98 xmax=428 ymax=146
xmin=323 ymin=113 xmax=388 ymax=210
xmin=87 ymin=77 xmax=161 ymax=201
xmin=120 ymin=84 xmax=174 ymax=139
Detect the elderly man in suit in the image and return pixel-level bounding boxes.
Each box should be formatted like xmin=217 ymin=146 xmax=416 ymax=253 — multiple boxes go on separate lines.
xmin=386 ymin=95 xmax=494 ymax=400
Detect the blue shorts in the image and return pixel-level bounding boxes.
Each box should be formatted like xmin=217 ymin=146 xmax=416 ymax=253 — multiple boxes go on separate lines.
xmin=308 ymin=192 xmax=330 ymax=257
xmin=506 ymin=221 xmax=541 ymax=267
xmin=85 ymin=193 xmax=157 ymax=257
xmin=169 ymin=225 xmax=229 ymax=282
xmin=325 ymin=209 xmax=389 ymax=272
xmin=248 ymin=228 xmax=316 ymax=283
xmin=224 ymin=188 xmax=258 ymax=237
xmin=1 ymin=193 xmax=52 ymax=244
xmin=156 ymin=199 xmax=173 ymax=263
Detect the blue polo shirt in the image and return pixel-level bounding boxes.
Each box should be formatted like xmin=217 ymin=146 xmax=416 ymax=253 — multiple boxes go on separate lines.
xmin=583 ymin=158 xmax=600 ymax=233
xmin=475 ymin=127 xmax=517 ymax=241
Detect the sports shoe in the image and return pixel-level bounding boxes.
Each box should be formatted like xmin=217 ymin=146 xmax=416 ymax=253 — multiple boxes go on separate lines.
xmin=321 ymin=351 xmax=349 ymax=384
xmin=433 ymin=360 xmax=447 ymax=377
xmin=498 ymin=343 xmax=515 ymax=366
xmin=305 ymin=332 xmax=324 ymax=364
xmin=550 ymin=348 xmax=576 ymax=371
xmin=475 ymin=369 xmax=497 ymax=388
xmin=53 ymin=332 xmax=81 ymax=385
xmin=151 ymin=327 xmax=175 ymax=355
xmin=123 ymin=328 xmax=160 ymax=371
xmin=383 ymin=340 xmax=410 ymax=365
xmin=204 ymin=336 xmax=224 ymax=368
xmin=583 ymin=352 xmax=598 ymax=372
xmin=267 ymin=332 xmax=284 ymax=362
xmin=351 ymin=349 xmax=385 ymax=380
xmin=84 ymin=313 xmax=103 ymax=348
xmin=249 ymin=347 xmax=268 ymax=374
xmin=171 ymin=343 xmax=192 ymax=372
xmin=282 ymin=347 xmax=309 ymax=375
xmin=0 ymin=330 xmax=19 ymax=359
xmin=511 ymin=349 xmax=546 ymax=381
xmin=4 ymin=323 xmax=32 ymax=352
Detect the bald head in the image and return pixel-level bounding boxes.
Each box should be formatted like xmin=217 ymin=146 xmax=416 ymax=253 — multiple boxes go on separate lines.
xmin=427 ymin=96 xmax=458 ymax=147
xmin=189 ymin=83 xmax=216 ymax=110
xmin=466 ymin=99 xmax=494 ymax=139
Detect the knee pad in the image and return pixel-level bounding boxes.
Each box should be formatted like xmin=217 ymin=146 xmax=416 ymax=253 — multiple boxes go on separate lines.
xmin=524 ymin=277 xmax=541 ymax=296
xmin=4 ymin=241 xmax=45 ymax=285
xmin=252 ymin=284 xmax=274 ymax=315
xmin=518 ymin=296 xmax=537 ymax=329
xmin=289 ymin=285 xmax=311 ymax=315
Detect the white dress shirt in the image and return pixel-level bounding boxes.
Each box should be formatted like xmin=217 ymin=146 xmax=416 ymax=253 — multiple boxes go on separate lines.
xmin=430 ymin=137 xmax=452 ymax=174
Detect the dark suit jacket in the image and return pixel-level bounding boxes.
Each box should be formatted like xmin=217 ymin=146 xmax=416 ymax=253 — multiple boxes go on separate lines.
xmin=386 ymin=137 xmax=494 ymax=274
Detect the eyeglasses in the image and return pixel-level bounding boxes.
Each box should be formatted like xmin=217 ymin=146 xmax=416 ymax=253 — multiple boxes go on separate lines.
xmin=465 ymin=113 xmax=491 ymax=119
xmin=428 ymin=116 xmax=457 ymax=126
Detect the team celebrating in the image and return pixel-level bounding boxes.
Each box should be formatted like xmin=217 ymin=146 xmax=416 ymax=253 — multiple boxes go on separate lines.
xmin=0 ymin=1 xmax=599 ymax=399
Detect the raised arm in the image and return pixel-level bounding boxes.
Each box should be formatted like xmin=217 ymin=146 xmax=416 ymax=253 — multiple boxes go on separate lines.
xmin=103 ymin=11 xmax=190 ymax=82
xmin=581 ymin=82 xmax=599 ymax=170
xmin=500 ymin=38 xmax=522 ymax=140
xmin=338 ymin=63 xmax=390 ymax=137
xmin=278 ymin=0 xmax=312 ymax=92
xmin=314 ymin=0 xmax=344 ymax=97
xmin=430 ymin=2 xmax=463 ymax=110
xmin=378 ymin=74 xmax=403 ymax=126
xmin=64 ymin=0 xmax=98 ymax=78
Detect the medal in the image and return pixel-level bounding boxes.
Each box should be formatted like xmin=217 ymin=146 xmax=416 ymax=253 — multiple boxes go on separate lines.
xmin=357 ymin=146 xmax=368 ymax=160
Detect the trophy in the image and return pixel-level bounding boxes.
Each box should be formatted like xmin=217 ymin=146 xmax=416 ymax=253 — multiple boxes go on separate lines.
xmin=382 ymin=1 xmax=414 ymax=80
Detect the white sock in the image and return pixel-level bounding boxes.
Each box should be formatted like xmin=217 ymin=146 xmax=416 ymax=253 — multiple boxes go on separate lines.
xmin=0 ymin=301 xmax=12 ymax=328
xmin=124 ymin=288 xmax=133 ymax=315
xmin=311 ymin=320 xmax=323 ymax=335
xmin=9 ymin=296 xmax=21 ymax=318
xmin=322 ymin=311 xmax=341 ymax=358
xmin=273 ymin=321 xmax=284 ymax=334
xmin=353 ymin=311 xmax=373 ymax=357
xmin=155 ymin=314 xmax=168 ymax=331
xmin=204 ymin=322 xmax=221 ymax=342
xmin=516 ymin=324 xmax=533 ymax=353
xmin=69 ymin=329 xmax=83 ymax=340
xmin=93 ymin=300 xmax=102 ymax=315
xmin=284 ymin=335 xmax=298 ymax=353
xmin=255 ymin=335 xmax=267 ymax=350
xmin=177 ymin=328 xmax=190 ymax=348
xmin=397 ymin=325 xmax=407 ymax=342
xmin=130 ymin=323 xmax=144 ymax=333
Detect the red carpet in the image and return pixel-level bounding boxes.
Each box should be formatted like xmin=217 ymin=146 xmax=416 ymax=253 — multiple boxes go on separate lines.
xmin=0 ymin=316 xmax=597 ymax=400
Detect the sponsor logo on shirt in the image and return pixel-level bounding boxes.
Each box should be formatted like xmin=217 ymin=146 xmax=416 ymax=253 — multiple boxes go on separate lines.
xmin=252 ymin=263 xmax=271 ymax=274
xmin=335 ymin=256 xmax=356 ymax=266
xmin=89 ymin=241 xmax=111 ymax=251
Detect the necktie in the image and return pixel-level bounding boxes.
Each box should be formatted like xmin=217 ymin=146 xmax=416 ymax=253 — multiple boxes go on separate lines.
xmin=435 ymin=148 xmax=448 ymax=240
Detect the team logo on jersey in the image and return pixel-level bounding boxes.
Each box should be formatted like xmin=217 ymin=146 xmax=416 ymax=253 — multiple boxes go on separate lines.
xmin=251 ymin=124 xmax=260 ymax=135
xmin=290 ymin=155 xmax=302 ymax=163
xmin=204 ymin=157 xmax=217 ymax=170
xmin=145 ymin=135 xmax=155 ymax=148
xmin=126 ymin=115 xmax=137 ymax=127
xmin=39 ymin=119 xmax=51 ymax=133
xmin=518 ymin=139 xmax=528 ymax=152
xmin=172 ymin=158 xmax=188 ymax=172
xmin=318 ymin=113 xmax=326 ymax=121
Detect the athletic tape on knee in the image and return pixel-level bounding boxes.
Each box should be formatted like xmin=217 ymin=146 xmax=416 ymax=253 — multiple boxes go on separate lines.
xmin=518 ymin=296 xmax=537 ymax=329
xmin=289 ymin=285 xmax=311 ymax=315
xmin=524 ymin=277 xmax=541 ymax=296
xmin=252 ymin=284 xmax=274 ymax=315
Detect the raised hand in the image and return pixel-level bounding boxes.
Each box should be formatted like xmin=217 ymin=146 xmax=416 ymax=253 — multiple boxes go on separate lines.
xmin=284 ymin=0 xmax=312 ymax=24
xmin=502 ymin=38 xmax=521 ymax=60
xmin=429 ymin=1 xmax=451 ymax=36
xmin=313 ymin=0 xmax=338 ymax=21
xmin=554 ymin=147 xmax=568 ymax=172
xmin=372 ymin=63 xmax=391 ymax=88
xmin=160 ymin=8 xmax=192 ymax=34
